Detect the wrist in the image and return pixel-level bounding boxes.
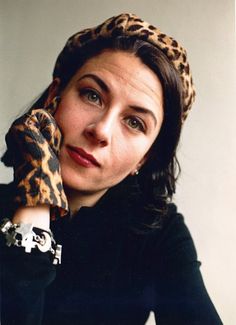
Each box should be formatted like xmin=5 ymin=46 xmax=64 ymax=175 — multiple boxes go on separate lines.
xmin=12 ymin=205 xmax=50 ymax=231
xmin=0 ymin=217 xmax=62 ymax=265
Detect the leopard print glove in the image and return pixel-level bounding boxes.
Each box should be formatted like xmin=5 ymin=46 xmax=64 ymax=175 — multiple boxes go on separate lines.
xmin=5 ymin=99 xmax=68 ymax=218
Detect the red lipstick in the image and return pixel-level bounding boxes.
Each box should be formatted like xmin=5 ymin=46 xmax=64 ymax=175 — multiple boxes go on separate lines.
xmin=67 ymin=146 xmax=100 ymax=168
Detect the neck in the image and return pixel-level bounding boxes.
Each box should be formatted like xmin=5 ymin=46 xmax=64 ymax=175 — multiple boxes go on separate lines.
xmin=64 ymin=186 xmax=108 ymax=216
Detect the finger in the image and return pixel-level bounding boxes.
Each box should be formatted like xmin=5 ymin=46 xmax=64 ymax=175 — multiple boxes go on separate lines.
xmin=45 ymin=96 xmax=61 ymax=115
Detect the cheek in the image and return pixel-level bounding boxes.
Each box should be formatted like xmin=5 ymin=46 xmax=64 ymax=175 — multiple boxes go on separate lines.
xmin=111 ymin=139 xmax=149 ymax=174
xmin=54 ymin=104 xmax=69 ymax=133
xmin=54 ymin=104 xmax=87 ymax=138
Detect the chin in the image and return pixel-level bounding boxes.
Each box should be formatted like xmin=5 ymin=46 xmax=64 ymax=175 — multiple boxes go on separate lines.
xmin=60 ymin=165 xmax=100 ymax=194
xmin=61 ymin=171 xmax=83 ymax=192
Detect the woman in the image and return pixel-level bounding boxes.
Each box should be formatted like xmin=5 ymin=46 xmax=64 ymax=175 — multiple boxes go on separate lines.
xmin=0 ymin=13 xmax=222 ymax=324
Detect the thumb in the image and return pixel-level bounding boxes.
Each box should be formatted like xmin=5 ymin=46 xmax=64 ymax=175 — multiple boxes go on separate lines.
xmin=44 ymin=96 xmax=61 ymax=115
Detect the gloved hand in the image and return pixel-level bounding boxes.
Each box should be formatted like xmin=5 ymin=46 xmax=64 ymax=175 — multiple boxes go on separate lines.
xmin=4 ymin=97 xmax=68 ymax=218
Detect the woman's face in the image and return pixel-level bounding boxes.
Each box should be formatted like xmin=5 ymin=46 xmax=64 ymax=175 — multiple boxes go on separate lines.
xmin=52 ymin=50 xmax=163 ymax=204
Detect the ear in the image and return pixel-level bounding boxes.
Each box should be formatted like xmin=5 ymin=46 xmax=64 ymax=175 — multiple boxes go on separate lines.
xmin=130 ymin=152 xmax=150 ymax=176
xmin=44 ymin=78 xmax=61 ymax=107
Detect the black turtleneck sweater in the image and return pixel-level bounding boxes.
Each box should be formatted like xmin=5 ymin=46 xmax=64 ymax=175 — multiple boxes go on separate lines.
xmin=0 ymin=183 xmax=222 ymax=324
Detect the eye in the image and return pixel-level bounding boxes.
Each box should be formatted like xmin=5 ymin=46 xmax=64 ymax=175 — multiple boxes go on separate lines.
xmin=80 ymin=88 xmax=102 ymax=106
xmin=125 ymin=116 xmax=146 ymax=132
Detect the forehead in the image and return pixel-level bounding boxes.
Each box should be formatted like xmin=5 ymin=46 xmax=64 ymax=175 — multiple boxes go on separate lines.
xmin=69 ymin=50 xmax=163 ymax=105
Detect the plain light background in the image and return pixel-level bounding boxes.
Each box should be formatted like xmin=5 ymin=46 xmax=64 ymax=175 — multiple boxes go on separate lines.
xmin=0 ymin=1 xmax=235 ymax=324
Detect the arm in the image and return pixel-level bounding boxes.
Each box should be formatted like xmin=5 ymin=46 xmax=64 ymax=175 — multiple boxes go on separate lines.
xmin=12 ymin=205 xmax=50 ymax=230
xmin=0 ymin=206 xmax=56 ymax=325
xmin=1 ymin=103 xmax=66 ymax=324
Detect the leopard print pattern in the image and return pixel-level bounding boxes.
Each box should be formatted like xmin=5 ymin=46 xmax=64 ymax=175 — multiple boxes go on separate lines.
xmin=5 ymin=100 xmax=68 ymax=219
xmin=54 ymin=13 xmax=195 ymax=121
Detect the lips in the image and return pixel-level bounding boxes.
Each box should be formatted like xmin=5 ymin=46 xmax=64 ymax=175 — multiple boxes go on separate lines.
xmin=67 ymin=146 xmax=100 ymax=168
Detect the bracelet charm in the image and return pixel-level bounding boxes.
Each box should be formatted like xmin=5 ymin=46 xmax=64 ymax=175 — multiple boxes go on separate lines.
xmin=0 ymin=218 xmax=61 ymax=265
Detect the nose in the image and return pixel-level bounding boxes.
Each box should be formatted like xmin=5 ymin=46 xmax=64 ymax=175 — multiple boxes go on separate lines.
xmin=84 ymin=113 xmax=115 ymax=147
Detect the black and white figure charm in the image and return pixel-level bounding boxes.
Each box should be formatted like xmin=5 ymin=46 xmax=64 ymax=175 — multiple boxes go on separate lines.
xmin=0 ymin=218 xmax=62 ymax=265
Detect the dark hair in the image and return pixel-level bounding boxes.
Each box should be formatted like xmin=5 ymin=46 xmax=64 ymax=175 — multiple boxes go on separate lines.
xmin=2 ymin=36 xmax=183 ymax=228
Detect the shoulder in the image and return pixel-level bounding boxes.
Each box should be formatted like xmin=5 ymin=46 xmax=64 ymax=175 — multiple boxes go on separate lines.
xmin=161 ymin=204 xmax=198 ymax=262
xmin=129 ymin=202 xmax=199 ymax=270
xmin=161 ymin=203 xmax=194 ymax=245
xmin=0 ymin=182 xmax=14 ymax=194
xmin=145 ymin=203 xmax=200 ymax=272
xmin=0 ymin=182 xmax=16 ymax=219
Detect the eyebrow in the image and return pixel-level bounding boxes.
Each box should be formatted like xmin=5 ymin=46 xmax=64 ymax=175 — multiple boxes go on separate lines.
xmin=77 ymin=73 xmax=158 ymax=127
xmin=77 ymin=74 xmax=109 ymax=93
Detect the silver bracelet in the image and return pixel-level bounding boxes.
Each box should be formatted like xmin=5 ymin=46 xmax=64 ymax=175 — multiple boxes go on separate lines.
xmin=0 ymin=218 xmax=62 ymax=265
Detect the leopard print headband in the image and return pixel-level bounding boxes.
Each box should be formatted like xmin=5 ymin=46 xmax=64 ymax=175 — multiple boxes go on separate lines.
xmin=53 ymin=13 xmax=195 ymax=121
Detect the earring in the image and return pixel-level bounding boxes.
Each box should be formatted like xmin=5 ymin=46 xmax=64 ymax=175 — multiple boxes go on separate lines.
xmin=134 ymin=169 xmax=139 ymax=176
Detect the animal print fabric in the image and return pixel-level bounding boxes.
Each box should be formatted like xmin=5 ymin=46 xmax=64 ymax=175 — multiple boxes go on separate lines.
xmin=5 ymin=99 xmax=68 ymax=219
